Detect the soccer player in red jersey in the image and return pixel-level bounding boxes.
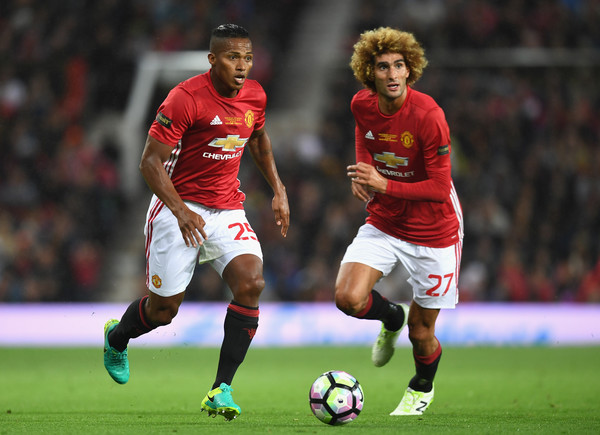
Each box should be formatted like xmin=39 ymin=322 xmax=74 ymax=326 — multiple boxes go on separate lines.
xmin=102 ymin=24 xmax=289 ymax=420
xmin=335 ymin=27 xmax=463 ymax=415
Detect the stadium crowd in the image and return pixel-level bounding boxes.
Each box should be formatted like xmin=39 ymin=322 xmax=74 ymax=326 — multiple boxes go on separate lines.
xmin=1 ymin=0 xmax=599 ymax=303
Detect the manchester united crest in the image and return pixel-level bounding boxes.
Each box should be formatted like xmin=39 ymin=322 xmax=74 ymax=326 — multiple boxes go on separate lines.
xmin=152 ymin=274 xmax=162 ymax=288
xmin=400 ymin=131 xmax=414 ymax=149
xmin=244 ymin=110 xmax=254 ymax=128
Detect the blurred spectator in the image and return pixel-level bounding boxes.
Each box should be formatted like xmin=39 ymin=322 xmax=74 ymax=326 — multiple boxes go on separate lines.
xmin=577 ymin=259 xmax=600 ymax=302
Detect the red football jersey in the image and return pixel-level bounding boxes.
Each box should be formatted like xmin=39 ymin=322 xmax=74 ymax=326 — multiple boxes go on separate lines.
xmin=351 ymin=86 xmax=463 ymax=247
xmin=148 ymin=70 xmax=266 ymax=209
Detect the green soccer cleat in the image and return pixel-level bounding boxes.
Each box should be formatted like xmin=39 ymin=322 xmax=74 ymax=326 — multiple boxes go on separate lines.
xmin=371 ymin=303 xmax=409 ymax=367
xmin=390 ymin=386 xmax=435 ymax=415
xmin=200 ymin=383 xmax=241 ymax=421
xmin=103 ymin=319 xmax=130 ymax=384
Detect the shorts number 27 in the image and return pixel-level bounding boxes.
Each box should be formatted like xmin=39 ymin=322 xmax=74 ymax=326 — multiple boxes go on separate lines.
xmin=426 ymin=273 xmax=454 ymax=297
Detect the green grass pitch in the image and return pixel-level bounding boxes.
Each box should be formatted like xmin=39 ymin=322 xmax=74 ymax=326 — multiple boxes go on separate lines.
xmin=1 ymin=346 xmax=599 ymax=434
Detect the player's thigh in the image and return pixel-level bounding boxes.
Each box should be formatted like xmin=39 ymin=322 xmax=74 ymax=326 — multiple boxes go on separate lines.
xmin=197 ymin=208 xmax=264 ymax=276
xmin=339 ymin=224 xmax=398 ymax=278
xmin=400 ymin=242 xmax=461 ymax=309
xmin=222 ymin=253 xmax=265 ymax=296
xmin=336 ymin=261 xmax=382 ymax=304
xmin=337 ymin=224 xmax=396 ymax=308
xmin=145 ymin=203 xmax=199 ymax=296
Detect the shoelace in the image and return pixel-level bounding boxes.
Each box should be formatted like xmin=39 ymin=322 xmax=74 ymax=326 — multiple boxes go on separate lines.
xmin=219 ymin=384 xmax=234 ymax=393
xmin=216 ymin=384 xmax=235 ymax=403
xmin=377 ymin=329 xmax=395 ymax=344
xmin=109 ymin=349 xmax=128 ymax=366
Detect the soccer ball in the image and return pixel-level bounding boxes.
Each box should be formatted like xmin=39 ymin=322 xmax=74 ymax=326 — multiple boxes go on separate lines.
xmin=309 ymin=370 xmax=364 ymax=425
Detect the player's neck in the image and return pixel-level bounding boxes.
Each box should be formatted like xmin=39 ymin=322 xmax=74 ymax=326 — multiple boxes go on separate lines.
xmin=378 ymin=88 xmax=408 ymax=115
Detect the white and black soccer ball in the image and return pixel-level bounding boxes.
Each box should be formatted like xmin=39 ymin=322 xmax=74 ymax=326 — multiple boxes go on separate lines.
xmin=309 ymin=370 xmax=364 ymax=425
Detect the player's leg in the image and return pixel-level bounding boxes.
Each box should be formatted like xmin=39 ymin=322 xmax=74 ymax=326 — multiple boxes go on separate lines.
xmin=104 ymin=291 xmax=184 ymax=384
xmin=335 ymin=262 xmax=408 ymax=366
xmin=200 ymin=253 xmax=263 ymax=420
xmin=408 ymin=303 xmax=441 ymax=396
xmin=391 ymin=241 xmax=461 ymax=416
xmin=216 ymin=253 xmax=263 ymax=388
xmin=109 ymin=291 xmax=185 ymax=349
xmin=390 ymin=303 xmax=440 ymax=415
xmin=336 ymin=224 xmax=409 ymax=367
xmin=103 ymin=295 xmax=153 ymax=385
xmin=104 ymin=197 xmax=198 ymax=384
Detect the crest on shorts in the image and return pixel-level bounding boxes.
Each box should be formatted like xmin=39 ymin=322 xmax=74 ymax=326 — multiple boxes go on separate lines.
xmin=152 ymin=274 xmax=162 ymax=288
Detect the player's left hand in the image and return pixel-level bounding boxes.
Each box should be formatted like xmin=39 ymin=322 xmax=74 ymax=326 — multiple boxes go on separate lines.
xmin=272 ymin=189 xmax=290 ymax=237
xmin=347 ymin=162 xmax=388 ymax=194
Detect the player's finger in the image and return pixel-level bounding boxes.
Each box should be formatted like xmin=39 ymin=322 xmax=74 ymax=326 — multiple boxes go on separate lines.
xmin=197 ymin=226 xmax=208 ymax=241
xmin=192 ymin=228 xmax=204 ymax=246
xmin=279 ymin=215 xmax=289 ymax=237
xmin=183 ymin=231 xmax=196 ymax=248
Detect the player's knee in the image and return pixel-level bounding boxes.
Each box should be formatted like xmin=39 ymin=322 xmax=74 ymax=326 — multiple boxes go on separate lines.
xmin=233 ymin=274 xmax=265 ymax=302
xmin=407 ymin=323 xmax=433 ymax=346
xmin=148 ymin=303 xmax=179 ymax=326
xmin=334 ymin=290 xmax=363 ymax=316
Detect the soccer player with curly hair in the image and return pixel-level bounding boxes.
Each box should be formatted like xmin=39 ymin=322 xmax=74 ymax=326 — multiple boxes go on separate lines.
xmin=335 ymin=27 xmax=463 ymax=416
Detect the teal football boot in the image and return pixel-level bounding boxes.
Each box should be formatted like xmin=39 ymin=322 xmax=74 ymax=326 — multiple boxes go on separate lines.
xmin=103 ymin=319 xmax=130 ymax=384
xmin=201 ymin=383 xmax=241 ymax=421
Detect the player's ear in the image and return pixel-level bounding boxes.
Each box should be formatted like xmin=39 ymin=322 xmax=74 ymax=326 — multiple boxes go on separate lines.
xmin=208 ymin=52 xmax=216 ymax=66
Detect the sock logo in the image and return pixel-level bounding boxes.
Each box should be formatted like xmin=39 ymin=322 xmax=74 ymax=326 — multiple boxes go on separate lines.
xmin=243 ymin=328 xmax=257 ymax=340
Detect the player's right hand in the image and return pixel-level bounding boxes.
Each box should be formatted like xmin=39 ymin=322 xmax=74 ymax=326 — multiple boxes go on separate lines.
xmin=175 ymin=207 xmax=207 ymax=248
xmin=350 ymin=178 xmax=371 ymax=202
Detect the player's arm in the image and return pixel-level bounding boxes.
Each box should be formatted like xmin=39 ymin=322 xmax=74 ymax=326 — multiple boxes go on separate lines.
xmin=348 ymin=109 xmax=452 ymax=202
xmin=348 ymin=124 xmax=374 ymax=202
xmin=139 ymin=134 xmax=207 ymax=247
xmin=348 ymin=159 xmax=451 ymax=202
xmin=246 ymin=127 xmax=289 ymax=237
xmin=384 ymin=108 xmax=452 ymax=202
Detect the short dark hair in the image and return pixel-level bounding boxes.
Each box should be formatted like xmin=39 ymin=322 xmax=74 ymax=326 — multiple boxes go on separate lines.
xmin=211 ymin=24 xmax=249 ymax=41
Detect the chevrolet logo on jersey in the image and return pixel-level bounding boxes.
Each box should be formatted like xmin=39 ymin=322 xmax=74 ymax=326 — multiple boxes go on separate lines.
xmin=374 ymin=152 xmax=408 ymax=168
xmin=208 ymin=135 xmax=248 ymax=151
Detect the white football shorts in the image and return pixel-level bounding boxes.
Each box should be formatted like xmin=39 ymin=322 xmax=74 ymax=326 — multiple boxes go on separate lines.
xmin=144 ymin=197 xmax=263 ymax=297
xmin=341 ymin=224 xmax=462 ymax=309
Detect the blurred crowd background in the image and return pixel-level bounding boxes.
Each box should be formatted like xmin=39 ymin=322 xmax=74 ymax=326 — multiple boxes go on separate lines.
xmin=1 ymin=0 xmax=599 ymax=304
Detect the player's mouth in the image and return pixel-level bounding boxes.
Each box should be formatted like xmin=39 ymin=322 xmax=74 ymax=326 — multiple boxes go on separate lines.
xmin=234 ymin=75 xmax=246 ymax=85
xmin=388 ymin=83 xmax=400 ymax=91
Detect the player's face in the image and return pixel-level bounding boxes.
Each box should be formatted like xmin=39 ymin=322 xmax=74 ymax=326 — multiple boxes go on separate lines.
xmin=373 ymin=52 xmax=410 ymax=107
xmin=209 ymin=38 xmax=253 ymax=98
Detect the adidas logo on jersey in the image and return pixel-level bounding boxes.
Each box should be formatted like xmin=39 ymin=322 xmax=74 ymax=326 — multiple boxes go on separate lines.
xmin=210 ymin=115 xmax=223 ymax=126
xmin=365 ymin=130 xmax=375 ymax=140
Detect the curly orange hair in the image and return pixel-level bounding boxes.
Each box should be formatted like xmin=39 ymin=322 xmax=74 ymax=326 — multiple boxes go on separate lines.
xmin=350 ymin=27 xmax=428 ymax=92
